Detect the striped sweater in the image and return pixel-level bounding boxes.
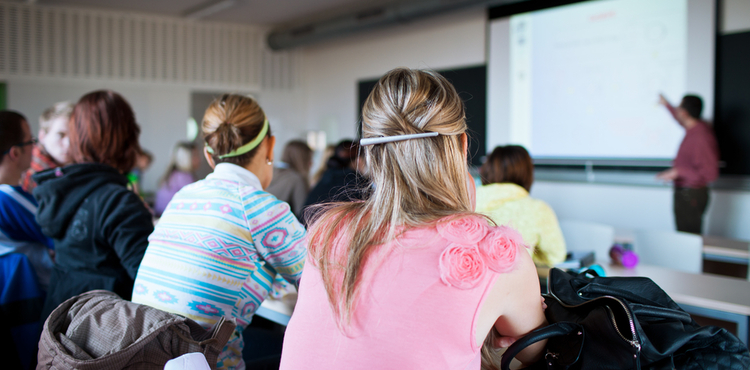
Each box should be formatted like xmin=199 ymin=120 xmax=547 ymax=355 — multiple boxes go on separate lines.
xmin=132 ymin=163 xmax=306 ymax=370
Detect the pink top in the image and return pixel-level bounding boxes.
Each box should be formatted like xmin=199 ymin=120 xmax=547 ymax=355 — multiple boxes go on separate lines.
xmin=280 ymin=216 xmax=523 ymax=370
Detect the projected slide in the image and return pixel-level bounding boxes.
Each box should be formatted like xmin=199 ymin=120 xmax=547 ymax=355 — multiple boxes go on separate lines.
xmin=488 ymin=0 xmax=715 ymax=160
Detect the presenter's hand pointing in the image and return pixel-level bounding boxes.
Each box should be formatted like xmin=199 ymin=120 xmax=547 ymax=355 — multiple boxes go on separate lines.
xmin=658 ymin=94 xmax=669 ymax=106
xmin=656 ymin=168 xmax=679 ymax=182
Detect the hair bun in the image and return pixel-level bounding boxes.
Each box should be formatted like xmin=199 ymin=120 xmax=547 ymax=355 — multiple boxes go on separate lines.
xmin=212 ymin=121 xmax=242 ymax=153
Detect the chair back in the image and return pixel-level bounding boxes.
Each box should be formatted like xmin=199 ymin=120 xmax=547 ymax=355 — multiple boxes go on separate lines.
xmin=559 ymin=220 xmax=615 ymax=262
xmin=633 ymin=230 xmax=702 ymax=273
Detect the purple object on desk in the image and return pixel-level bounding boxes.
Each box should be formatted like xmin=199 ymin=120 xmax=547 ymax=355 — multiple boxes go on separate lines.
xmin=610 ymin=245 xmax=639 ymax=268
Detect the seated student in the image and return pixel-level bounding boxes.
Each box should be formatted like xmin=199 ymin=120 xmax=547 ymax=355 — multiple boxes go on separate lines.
xmin=154 ymin=142 xmax=199 ymax=216
xmin=280 ymin=68 xmax=546 ymax=370
xmin=33 ymin=90 xmax=154 ymax=320
xmin=132 ymin=94 xmax=307 ymax=370
xmin=127 ymin=149 xmax=153 ymax=194
xmin=476 ymin=145 xmax=567 ymax=267
xmin=303 ymin=139 xmax=368 ymax=210
xmin=266 ymin=140 xmax=313 ymax=220
xmin=0 ymin=111 xmax=54 ymax=289
xmin=310 ymin=144 xmax=335 ymax=187
xmin=20 ymin=101 xmax=74 ymax=193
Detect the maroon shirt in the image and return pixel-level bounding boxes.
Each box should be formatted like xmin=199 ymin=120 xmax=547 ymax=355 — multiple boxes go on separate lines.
xmin=667 ymin=106 xmax=719 ymax=188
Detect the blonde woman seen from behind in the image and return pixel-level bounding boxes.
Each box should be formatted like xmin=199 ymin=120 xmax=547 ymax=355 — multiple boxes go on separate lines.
xmin=133 ymin=94 xmax=307 ymax=370
xmin=280 ymin=68 xmax=546 ymax=370
xmin=476 ymin=145 xmax=567 ymax=267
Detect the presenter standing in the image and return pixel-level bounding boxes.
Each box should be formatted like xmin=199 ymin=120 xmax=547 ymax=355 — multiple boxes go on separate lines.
xmin=657 ymin=94 xmax=719 ymax=234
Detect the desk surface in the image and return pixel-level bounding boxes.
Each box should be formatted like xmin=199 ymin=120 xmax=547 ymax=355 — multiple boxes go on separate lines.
xmin=602 ymin=263 xmax=750 ymax=316
xmin=256 ymin=294 xmax=296 ymax=326
xmin=703 ymin=236 xmax=750 ymax=261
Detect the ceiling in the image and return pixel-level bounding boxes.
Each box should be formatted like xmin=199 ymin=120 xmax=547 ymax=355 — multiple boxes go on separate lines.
xmin=34 ymin=0 xmax=399 ymax=27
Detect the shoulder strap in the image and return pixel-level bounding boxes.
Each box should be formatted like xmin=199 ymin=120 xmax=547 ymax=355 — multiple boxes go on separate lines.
xmin=500 ymin=322 xmax=581 ymax=370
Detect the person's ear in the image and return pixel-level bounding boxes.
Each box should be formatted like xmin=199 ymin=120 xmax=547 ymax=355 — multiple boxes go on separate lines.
xmin=460 ymin=133 xmax=468 ymax=158
xmin=8 ymin=146 xmax=22 ymax=161
xmin=203 ymin=147 xmax=216 ymax=169
xmin=267 ymin=136 xmax=276 ymax=162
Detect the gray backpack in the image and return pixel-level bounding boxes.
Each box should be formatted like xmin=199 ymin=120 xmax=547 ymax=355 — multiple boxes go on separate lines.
xmin=37 ymin=290 xmax=235 ymax=370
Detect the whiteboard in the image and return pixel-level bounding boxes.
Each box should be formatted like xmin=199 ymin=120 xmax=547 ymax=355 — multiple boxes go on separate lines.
xmin=487 ymin=0 xmax=715 ymax=160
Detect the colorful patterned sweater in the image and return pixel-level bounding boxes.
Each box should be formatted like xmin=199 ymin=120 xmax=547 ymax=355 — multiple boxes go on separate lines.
xmin=132 ymin=163 xmax=307 ymax=370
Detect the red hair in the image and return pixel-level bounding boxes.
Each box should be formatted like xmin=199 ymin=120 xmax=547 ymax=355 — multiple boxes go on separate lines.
xmin=68 ymin=90 xmax=141 ymax=173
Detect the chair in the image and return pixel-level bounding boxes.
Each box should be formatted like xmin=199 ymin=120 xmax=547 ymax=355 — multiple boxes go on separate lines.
xmin=633 ymin=230 xmax=703 ymax=274
xmin=559 ymin=220 xmax=615 ymax=262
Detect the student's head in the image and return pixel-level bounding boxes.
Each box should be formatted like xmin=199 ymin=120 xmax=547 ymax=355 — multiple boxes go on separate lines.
xmin=307 ymin=68 xmax=474 ymax=326
xmin=327 ymin=140 xmax=359 ymax=171
xmin=202 ymin=94 xmax=275 ymax=187
xmin=679 ymin=95 xmax=703 ymax=121
xmin=68 ymin=90 xmax=142 ymax=174
xmin=281 ymin=140 xmax=313 ymax=177
xmin=160 ymin=142 xmax=198 ymax=186
xmin=135 ymin=150 xmax=153 ymax=171
xmin=479 ymin=145 xmax=534 ymax=192
xmin=172 ymin=142 xmax=198 ymax=173
xmin=0 ymin=111 xmax=34 ymax=174
xmin=361 ymin=68 xmax=471 ymax=214
xmin=38 ymin=101 xmax=74 ymax=165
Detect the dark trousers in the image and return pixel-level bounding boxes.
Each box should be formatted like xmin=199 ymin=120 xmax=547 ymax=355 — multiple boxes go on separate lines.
xmin=673 ymin=187 xmax=709 ymax=234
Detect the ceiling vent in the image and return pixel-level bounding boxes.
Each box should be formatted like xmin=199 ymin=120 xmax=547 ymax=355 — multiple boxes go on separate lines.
xmin=267 ymin=0 xmax=528 ymax=50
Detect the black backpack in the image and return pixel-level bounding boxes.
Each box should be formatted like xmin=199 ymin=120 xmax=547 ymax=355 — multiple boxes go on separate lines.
xmin=501 ymin=268 xmax=750 ymax=370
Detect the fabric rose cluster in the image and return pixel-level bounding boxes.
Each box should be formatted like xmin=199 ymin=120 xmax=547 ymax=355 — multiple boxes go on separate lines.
xmin=437 ymin=215 xmax=525 ymax=289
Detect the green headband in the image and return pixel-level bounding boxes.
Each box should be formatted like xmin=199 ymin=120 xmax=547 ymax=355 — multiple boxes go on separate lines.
xmin=205 ymin=119 xmax=269 ymax=159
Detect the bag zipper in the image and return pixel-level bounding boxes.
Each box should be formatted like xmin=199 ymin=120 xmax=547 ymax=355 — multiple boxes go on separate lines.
xmin=604 ymin=304 xmax=641 ymax=353
xmin=547 ymin=291 xmax=642 ymax=355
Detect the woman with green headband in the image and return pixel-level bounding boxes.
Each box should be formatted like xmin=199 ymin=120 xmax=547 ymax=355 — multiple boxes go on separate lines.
xmin=132 ymin=94 xmax=307 ymax=370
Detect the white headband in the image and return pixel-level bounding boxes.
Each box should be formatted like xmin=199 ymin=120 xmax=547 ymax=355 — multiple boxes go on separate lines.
xmin=360 ymin=132 xmax=439 ymax=146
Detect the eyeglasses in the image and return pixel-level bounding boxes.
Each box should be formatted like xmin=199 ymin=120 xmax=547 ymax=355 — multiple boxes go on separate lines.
xmin=1 ymin=137 xmax=38 ymax=155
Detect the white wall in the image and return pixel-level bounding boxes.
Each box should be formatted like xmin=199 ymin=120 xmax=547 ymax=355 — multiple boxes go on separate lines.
xmin=300 ymin=8 xmax=487 ymax=141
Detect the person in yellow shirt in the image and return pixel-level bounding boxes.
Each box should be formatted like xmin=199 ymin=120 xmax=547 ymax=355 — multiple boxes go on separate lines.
xmin=476 ymin=145 xmax=566 ymax=266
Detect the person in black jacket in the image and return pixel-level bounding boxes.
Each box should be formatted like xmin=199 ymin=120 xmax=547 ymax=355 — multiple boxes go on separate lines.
xmin=303 ymin=140 xmax=369 ymax=217
xmin=33 ymin=90 xmax=153 ymax=320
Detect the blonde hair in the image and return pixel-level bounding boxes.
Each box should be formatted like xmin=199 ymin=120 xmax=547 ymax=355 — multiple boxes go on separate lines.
xmin=39 ymin=101 xmax=74 ymax=131
xmin=307 ymin=68 xmax=476 ymax=327
xmin=202 ymin=94 xmax=270 ymax=166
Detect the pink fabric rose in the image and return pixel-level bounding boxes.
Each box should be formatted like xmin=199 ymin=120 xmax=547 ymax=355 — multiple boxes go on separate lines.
xmin=439 ymin=244 xmax=487 ymax=289
xmin=478 ymin=226 xmax=524 ymax=273
xmin=436 ymin=215 xmax=489 ymax=245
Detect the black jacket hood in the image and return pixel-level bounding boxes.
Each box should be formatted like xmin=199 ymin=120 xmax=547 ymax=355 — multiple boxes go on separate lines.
xmin=32 ymin=163 xmax=128 ymax=239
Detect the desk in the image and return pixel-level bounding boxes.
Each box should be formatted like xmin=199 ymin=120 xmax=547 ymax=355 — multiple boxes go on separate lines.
xmin=602 ymin=262 xmax=750 ymax=345
xmin=255 ymin=294 xmax=295 ymax=326
xmin=703 ymin=236 xmax=750 ymax=265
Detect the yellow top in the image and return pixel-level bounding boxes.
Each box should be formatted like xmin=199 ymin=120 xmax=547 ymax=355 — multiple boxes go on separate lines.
xmin=476 ymin=183 xmax=567 ymax=266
